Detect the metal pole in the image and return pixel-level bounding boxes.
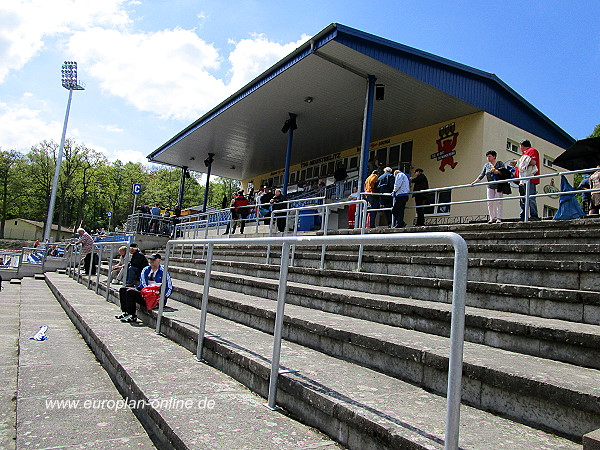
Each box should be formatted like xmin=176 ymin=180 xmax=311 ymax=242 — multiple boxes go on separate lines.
xmin=155 ymin=243 xmax=171 ymax=335
xmin=203 ymin=156 xmax=214 ymax=213
xmin=359 ymin=75 xmax=377 ymax=192
xmin=282 ymin=113 xmax=297 ymax=196
xmin=524 ymin=180 xmax=531 ymax=222
xmin=178 ymin=166 xmax=187 ymax=215
xmin=266 ymin=241 xmax=291 ymax=409
xmin=196 ymin=243 xmax=214 ymax=360
xmin=444 ymin=234 xmax=468 ymax=450
xmin=95 ymin=244 xmax=102 ymax=294
xmin=44 ymin=89 xmax=73 ymax=243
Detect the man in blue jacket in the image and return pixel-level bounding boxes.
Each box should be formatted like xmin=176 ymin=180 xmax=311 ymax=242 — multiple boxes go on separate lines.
xmin=116 ymin=253 xmax=173 ymax=323
xmin=375 ymin=167 xmax=395 ymax=226
xmin=391 ymin=169 xmax=410 ymax=228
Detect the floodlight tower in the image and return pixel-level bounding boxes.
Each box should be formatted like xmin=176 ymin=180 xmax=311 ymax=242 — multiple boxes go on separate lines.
xmin=43 ymin=61 xmax=85 ymax=242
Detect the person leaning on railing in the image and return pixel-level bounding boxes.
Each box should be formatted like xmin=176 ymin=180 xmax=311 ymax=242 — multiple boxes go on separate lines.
xmin=364 ymin=170 xmax=379 ymax=228
xmin=471 ymin=150 xmax=507 ymax=224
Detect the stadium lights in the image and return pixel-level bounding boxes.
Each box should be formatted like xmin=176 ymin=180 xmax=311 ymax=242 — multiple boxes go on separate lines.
xmin=43 ymin=61 xmax=85 ymax=242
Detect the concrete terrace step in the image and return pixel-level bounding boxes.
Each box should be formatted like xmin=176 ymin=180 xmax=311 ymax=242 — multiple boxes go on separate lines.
xmin=159 ymin=276 xmax=600 ymax=440
xmin=44 ymin=272 xmax=339 ymax=450
xmin=10 ymin=277 xmax=155 ymax=449
xmin=183 ymin=247 xmax=600 ymax=291
xmin=166 ymin=264 xmax=600 ymax=369
xmin=55 ymin=271 xmax=582 ymax=449
xmin=168 ymin=258 xmax=600 ymax=326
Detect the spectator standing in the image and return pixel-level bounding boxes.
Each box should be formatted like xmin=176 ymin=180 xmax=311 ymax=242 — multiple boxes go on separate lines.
xmin=333 ymin=163 xmax=348 ymax=199
xmin=391 ymin=170 xmax=410 ymax=228
xmin=364 ymin=170 xmax=379 ymax=228
xmin=411 ymin=168 xmax=429 ymax=226
xmin=589 ymin=168 xmax=600 ymax=215
xmin=116 ymin=253 xmax=172 ymax=323
xmin=233 ymin=191 xmax=250 ymax=234
xmin=76 ymin=227 xmax=97 ymax=275
xmin=259 ymin=187 xmax=274 ymax=225
xmin=375 ymin=167 xmax=395 ymax=226
xmin=471 ymin=150 xmax=506 ymax=223
xmin=270 ymin=189 xmax=288 ymax=232
xmin=578 ymin=177 xmax=591 ymax=214
xmin=347 ymin=187 xmax=360 ymax=228
xmin=514 ymin=139 xmax=541 ymax=221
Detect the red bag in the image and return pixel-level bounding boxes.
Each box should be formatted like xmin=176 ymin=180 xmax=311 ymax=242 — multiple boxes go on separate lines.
xmin=141 ymin=285 xmax=161 ymax=310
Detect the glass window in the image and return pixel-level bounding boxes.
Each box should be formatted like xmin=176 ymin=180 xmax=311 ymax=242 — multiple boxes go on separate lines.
xmin=507 ymin=139 xmax=519 ymax=154
xmin=349 ymin=156 xmax=358 ymax=169
xmin=376 ymin=147 xmax=387 ymax=166
xmin=327 ymin=161 xmax=335 ymax=175
xmin=321 ymin=164 xmax=327 ymax=176
xmin=290 ymin=172 xmax=296 ymax=184
xmin=543 ymin=155 xmax=555 ymax=169
xmin=306 ymin=167 xmax=313 ymax=179
xmin=389 ymin=145 xmax=400 ymax=167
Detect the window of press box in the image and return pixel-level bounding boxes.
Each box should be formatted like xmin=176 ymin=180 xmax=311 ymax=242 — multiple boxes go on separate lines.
xmin=349 ymin=156 xmax=358 ymax=169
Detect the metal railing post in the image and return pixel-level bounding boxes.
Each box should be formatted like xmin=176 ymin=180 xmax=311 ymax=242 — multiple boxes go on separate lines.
xmin=95 ymin=245 xmax=103 ymax=294
xmin=444 ymin=234 xmax=468 ymax=450
xmin=320 ymin=208 xmax=330 ymax=270
xmin=196 ymin=242 xmax=214 ymax=361
xmin=524 ymin=180 xmax=531 ymax=222
xmin=266 ymin=241 xmax=291 ymax=410
xmin=155 ymin=242 xmax=171 ymax=335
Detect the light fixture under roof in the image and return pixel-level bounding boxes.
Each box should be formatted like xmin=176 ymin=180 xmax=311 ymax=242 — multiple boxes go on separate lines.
xmin=304 ymin=96 xmax=313 ymax=103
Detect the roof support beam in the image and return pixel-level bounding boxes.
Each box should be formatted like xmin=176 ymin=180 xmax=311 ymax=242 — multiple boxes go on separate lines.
xmin=360 ymin=75 xmax=377 ymax=191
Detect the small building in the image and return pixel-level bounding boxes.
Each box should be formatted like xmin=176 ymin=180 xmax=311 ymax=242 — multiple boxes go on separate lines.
xmin=149 ymin=23 xmax=574 ymax=224
xmin=2 ymin=218 xmax=74 ymax=241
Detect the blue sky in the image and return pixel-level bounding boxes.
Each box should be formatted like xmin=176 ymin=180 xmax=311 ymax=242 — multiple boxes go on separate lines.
xmin=1 ymin=1 xmax=598 ymax=166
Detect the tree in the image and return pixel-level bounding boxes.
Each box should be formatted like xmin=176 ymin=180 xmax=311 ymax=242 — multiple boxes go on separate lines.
xmin=0 ymin=150 xmax=26 ymax=238
xmin=589 ymin=124 xmax=600 ymax=138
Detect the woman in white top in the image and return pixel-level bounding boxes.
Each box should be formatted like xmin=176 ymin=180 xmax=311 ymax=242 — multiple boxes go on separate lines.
xmin=471 ymin=150 xmax=505 ymax=223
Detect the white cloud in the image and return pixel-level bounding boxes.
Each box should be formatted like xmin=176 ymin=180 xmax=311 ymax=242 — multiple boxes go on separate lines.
xmin=101 ymin=124 xmax=125 ymax=133
xmin=66 ymin=27 xmax=310 ymax=122
xmin=227 ymin=33 xmax=310 ymax=91
xmin=93 ymin=143 xmax=147 ymax=164
xmin=0 ymin=0 xmax=131 ymax=82
xmin=0 ymin=100 xmax=63 ymax=151
xmin=67 ymin=27 xmax=227 ymax=121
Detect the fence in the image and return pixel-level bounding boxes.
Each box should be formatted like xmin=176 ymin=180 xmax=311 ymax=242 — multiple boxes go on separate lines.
xmin=155 ymin=232 xmax=469 ymax=450
xmin=359 ymin=167 xmax=600 ymax=224
xmin=67 ymin=240 xmax=130 ymax=301
xmin=0 ymin=242 xmax=69 ymax=277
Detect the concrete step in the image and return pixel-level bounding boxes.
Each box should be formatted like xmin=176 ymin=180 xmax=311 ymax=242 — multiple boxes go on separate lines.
xmin=185 ymin=247 xmax=599 ymax=291
xmin=165 ymin=276 xmax=600 ymax=440
xmin=44 ymin=272 xmax=339 ymax=450
xmin=168 ymin=258 xmax=600 ymax=326
xmin=11 ymin=277 xmax=155 ymax=448
xmin=53 ymin=271 xmax=581 ymax=449
xmin=165 ymin=263 xmax=600 ymax=369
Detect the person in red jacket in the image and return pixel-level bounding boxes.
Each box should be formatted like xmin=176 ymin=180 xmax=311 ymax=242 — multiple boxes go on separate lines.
xmin=514 ymin=139 xmax=540 ymax=221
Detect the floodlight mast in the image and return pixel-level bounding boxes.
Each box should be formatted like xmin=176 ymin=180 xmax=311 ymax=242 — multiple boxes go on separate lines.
xmin=43 ymin=61 xmax=85 ymax=242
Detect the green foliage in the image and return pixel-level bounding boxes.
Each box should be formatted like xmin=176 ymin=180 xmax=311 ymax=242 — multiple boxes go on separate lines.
xmin=0 ymin=139 xmax=235 ymax=235
xmin=589 ymin=124 xmax=600 ymax=138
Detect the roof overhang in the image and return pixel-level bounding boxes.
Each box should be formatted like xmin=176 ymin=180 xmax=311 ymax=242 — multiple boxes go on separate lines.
xmin=149 ymin=23 xmax=574 ymax=180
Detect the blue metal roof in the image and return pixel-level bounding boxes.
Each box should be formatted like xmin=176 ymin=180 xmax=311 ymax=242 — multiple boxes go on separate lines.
xmin=332 ymin=24 xmax=574 ymax=148
xmin=149 ymin=23 xmax=574 ymax=176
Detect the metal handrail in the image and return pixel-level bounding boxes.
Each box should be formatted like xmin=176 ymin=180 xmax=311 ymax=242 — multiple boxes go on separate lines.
xmin=361 ymin=166 xmax=600 ymax=222
xmin=156 ymin=232 xmax=468 ymax=450
xmin=67 ymin=240 xmax=130 ymax=301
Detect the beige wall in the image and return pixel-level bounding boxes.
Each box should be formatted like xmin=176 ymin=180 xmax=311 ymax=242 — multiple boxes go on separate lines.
xmin=243 ymin=111 xmax=569 ymax=222
xmin=2 ymin=220 xmax=71 ymax=241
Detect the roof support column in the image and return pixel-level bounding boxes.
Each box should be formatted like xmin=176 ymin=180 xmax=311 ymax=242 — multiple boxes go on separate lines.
xmin=359 ymin=75 xmax=377 ymax=191
xmin=282 ymin=113 xmax=297 ymax=196
xmin=177 ymin=165 xmax=188 ymax=212
xmin=202 ymin=153 xmax=215 ymax=213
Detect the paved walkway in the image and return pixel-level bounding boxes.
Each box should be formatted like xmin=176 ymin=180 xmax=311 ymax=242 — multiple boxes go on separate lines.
xmin=1 ymin=277 xmax=155 ymax=449
xmin=45 ymin=272 xmax=340 ymax=449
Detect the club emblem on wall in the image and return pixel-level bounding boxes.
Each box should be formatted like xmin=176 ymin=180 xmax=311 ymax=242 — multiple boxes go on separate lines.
xmin=431 ymin=123 xmax=459 ymax=172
